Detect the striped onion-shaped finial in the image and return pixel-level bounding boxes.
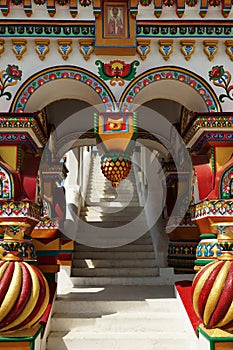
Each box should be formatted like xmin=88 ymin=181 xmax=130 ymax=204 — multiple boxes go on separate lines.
xmin=0 ymin=261 xmax=49 ymax=332
xmin=192 ymin=259 xmax=233 ymax=330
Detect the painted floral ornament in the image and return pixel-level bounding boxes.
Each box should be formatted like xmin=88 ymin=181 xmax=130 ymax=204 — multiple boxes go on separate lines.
xmin=101 ymin=153 xmax=131 ymax=187
xmin=56 ymin=0 xmax=68 ymax=5
xmin=186 ymin=0 xmax=198 ymax=6
xmin=163 ymin=0 xmax=175 ymax=6
xmin=0 ymin=64 xmax=22 ymax=100
xmin=0 ymin=259 xmax=49 ymax=332
xmin=209 ymin=65 xmax=233 ymax=102
xmin=34 ymin=0 xmax=46 ymax=4
xmin=79 ymin=0 xmax=91 ymax=6
xmin=140 ymin=0 xmax=152 ymax=6
xmin=208 ymin=0 xmax=220 ymax=5
xmin=12 ymin=0 xmax=23 ymax=4
xmin=192 ymin=254 xmax=233 ymax=330
xmin=95 ymin=60 xmax=140 ymax=86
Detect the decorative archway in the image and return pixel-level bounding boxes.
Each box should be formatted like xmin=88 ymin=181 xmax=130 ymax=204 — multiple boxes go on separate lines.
xmin=10 ymin=66 xmax=116 ymax=113
xmin=119 ymin=66 xmax=221 ymax=113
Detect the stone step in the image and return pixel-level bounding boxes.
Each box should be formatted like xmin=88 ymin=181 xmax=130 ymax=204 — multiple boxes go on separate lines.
xmin=87 ymin=185 xmax=137 ymax=190
xmin=51 ymin=312 xmax=184 ymax=332
xmin=73 ymin=251 xmax=156 ymax=259
xmin=86 ymin=186 xmax=137 ymax=191
xmin=80 ymin=206 xmax=143 ymax=214
xmin=85 ymin=198 xmax=138 ymax=203
xmin=87 ymin=186 xmax=137 ymax=191
xmin=54 ymin=297 xmax=179 ymax=314
xmin=71 ymin=267 xmax=159 ymax=277
xmin=85 ymin=197 xmax=139 ymax=203
xmin=86 ymin=190 xmax=137 ymax=196
xmin=47 ymin=331 xmax=191 ymax=350
xmin=73 ymin=237 xmax=153 ymax=248
xmin=73 ymin=259 xmax=157 ymax=268
xmin=75 ymin=244 xmax=154 ymax=252
xmin=80 ymin=215 xmax=142 ymax=222
xmin=85 ymin=196 xmax=138 ymax=202
xmin=74 ymin=234 xmax=152 ymax=245
xmin=70 ymin=276 xmax=161 ymax=286
xmin=84 ymin=201 xmax=140 ymax=207
xmin=77 ymin=221 xmax=148 ymax=228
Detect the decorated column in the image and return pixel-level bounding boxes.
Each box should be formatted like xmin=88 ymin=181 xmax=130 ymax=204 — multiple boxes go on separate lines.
xmin=182 ymin=112 xmax=233 ymax=270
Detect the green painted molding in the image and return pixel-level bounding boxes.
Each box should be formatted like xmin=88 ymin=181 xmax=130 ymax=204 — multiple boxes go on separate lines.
xmin=0 ymin=20 xmax=232 ymax=39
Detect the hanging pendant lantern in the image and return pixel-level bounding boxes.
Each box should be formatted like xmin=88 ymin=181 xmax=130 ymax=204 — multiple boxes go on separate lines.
xmin=101 ymin=152 xmax=131 ymax=187
xmin=94 ymin=112 xmax=137 ymax=187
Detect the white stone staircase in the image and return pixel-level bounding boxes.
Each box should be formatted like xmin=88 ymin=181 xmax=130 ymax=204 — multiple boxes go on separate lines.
xmin=47 ymin=152 xmax=195 ymax=350
xmin=47 ymin=286 xmax=194 ymax=350
xmin=71 ymin=152 xmax=159 ymax=286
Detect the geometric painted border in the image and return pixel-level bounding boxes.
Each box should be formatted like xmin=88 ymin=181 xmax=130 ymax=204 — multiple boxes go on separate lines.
xmin=10 ymin=65 xmax=116 ymax=113
xmin=119 ymin=66 xmax=221 ymax=113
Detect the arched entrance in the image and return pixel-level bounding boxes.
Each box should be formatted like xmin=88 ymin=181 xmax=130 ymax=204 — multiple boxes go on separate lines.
xmin=8 ymin=65 xmax=210 ymax=282
xmin=120 ymin=66 xmax=221 ymax=113
xmin=10 ymin=66 xmax=116 ymax=113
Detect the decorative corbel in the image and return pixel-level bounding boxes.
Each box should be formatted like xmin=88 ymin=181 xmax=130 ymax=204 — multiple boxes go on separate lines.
xmin=203 ymin=40 xmax=218 ymax=61
xmin=176 ymin=0 xmax=185 ymax=18
xmin=35 ymin=39 xmax=50 ymax=61
xmin=58 ymin=40 xmax=73 ymax=60
xmin=47 ymin=0 xmax=56 ymax=17
xmin=136 ymin=39 xmax=151 ymax=60
xmin=79 ymin=39 xmax=94 ymax=61
xmin=199 ymin=0 xmax=208 ymax=18
xmin=154 ymin=0 xmax=162 ymax=18
xmin=93 ymin=0 xmax=101 ymax=17
xmin=159 ymin=40 xmax=174 ymax=61
xmin=23 ymin=0 xmax=32 ymax=17
xmin=222 ymin=0 xmax=231 ymax=18
xmin=69 ymin=0 xmax=78 ymax=18
xmin=180 ymin=40 xmax=195 ymax=61
xmin=225 ymin=40 xmax=233 ymax=61
xmin=12 ymin=39 xmax=27 ymax=60
xmin=130 ymin=0 xmax=139 ymax=18
xmin=0 ymin=39 xmax=5 ymax=58
xmin=0 ymin=0 xmax=9 ymax=16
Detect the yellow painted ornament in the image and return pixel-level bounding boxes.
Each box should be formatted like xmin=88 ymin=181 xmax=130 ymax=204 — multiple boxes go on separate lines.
xmin=0 ymin=260 xmax=49 ymax=332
